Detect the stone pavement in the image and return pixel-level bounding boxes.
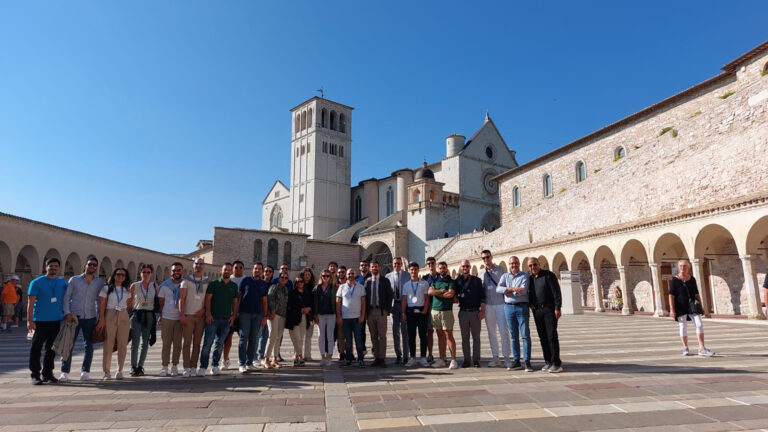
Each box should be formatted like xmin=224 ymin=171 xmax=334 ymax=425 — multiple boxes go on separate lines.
xmin=2 ymin=312 xmax=768 ymax=431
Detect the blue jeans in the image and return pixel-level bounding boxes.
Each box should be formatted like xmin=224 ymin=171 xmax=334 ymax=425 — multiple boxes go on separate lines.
xmin=343 ymin=318 xmax=364 ymax=361
xmin=61 ymin=317 xmax=97 ymax=373
xmin=200 ymin=318 xmax=230 ymax=369
xmin=257 ymin=324 xmax=269 ymax=360
xmin=238 ymin=312 xmax=263 ymax=366
xmin=504 ymin=303 xmax=531 ymax=361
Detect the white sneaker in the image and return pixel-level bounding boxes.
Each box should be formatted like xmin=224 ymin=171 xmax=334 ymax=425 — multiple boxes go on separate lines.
xmin=487 ymin=357 xmax=501 ymax=368
xmin=448 ymin=359 xmax=460 ymax=370
xmin=196 ymin=368 xmax=204 ymax=377
xmin=247 ymin=364 xmax=259 ymax=371
xmin=405 ymin=357 xmax=417 ymax=367
xmin=698 ymin=348 xmax=715 ymax=357
xmin=10 ymin=324 xmax=18 ymax=328
xmin=80 ymin=372 xmax=90 ymax=381
xmin=58 ymin=372 xmax=70 ymax=383
xmin=419 ymin=357 xmax=430 ymax=367
xmin=211 ymin=366 xmax=220 ymax=376
xmin=170 ymin=365 xmax=179 ymax=376
xmin=115 ymin=371 xmax=123 ymax=380
xmin=182 ymin=368 xmax=191 ymax=378
xmin=260 ymin=359 xmax=269 ymax=368
xmin=682 ymin=347 xmax=690 ymax=356
xmin=158 ymin=367 xmax=168 ymax=377
xmin=503 ymin=358 xmax=512 ymax=369
xmin=239 ymin=365 xmax=247 ymax=373
xmin=103 ymin=372 xmax=111 ymax=381
xmin=222 ymin=359 xmax=230 ymax=370
xmin=432 ymin=359 xmax=447 ymax=368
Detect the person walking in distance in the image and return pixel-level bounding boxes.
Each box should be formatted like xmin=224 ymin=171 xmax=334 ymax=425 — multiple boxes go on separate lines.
xmin=669 ymin=259 xmax=714 ymax=357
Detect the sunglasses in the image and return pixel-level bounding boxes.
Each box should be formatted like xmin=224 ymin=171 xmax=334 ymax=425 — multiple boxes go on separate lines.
xmin=279 ymin=276 xmax=288 ymax=280
xmin=322 ymin=275 xmax=331 ymax=278
xmin=194 ymin=263 xmax=204 ymax=266
xmin=115 ymin=273 xmax=127 ymax=277
xmin=86 ymin=263 xmax=98 ymax=267
xmin=481 ymin=256 xmax=491 ymax=259
xmin=141 ymin=271 xmax=152 ymax=274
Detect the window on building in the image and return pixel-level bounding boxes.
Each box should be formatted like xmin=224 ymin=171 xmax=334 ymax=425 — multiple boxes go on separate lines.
xmin=308 ymin=108 xmax=313 ymax=127
xmin=295 ymin=115 xmax=300 ymax=133
xmin=354 ymin=195 xmax=362 ymax=222
xmin=512 ymin=185 xmax=521 ymax=207
xmin=414 ymin=189 xmax=421 ymax=202
xmin=429 ymin=190 xmax=435 ymax=202
xmin=274 ymin=191 xmax=279 ymax=198
xmin=330 ymin=111 xmax=337 ymax=131
xmin=543 ymin=174 xmax=552 ymax=197
xmin=321 ymin=108 xmax=327 ymax=128
xmin=270 ymin=205 xmax=283 ymax=228
xmin=330 ymin=144 xmax=337 ymax=155
xmin=299 ymin=194 xmax=304 ymax=203
xmin=283 ymin=241 xmax=292 ymax=268
xmin=253 ymin=239 xmax=262 ymax=263
xmin=322 ymin=141 xmax=328 ymax=153
xmin=339 ymin=145 xmax=344 ymax=157
xmin=575 ymin=161 xmax=586 ymax=183
xmin=300 ymin=145 xmax=305 ymax=155
xmin=339 ymin=113 xmax=347 ymax=133
xmin=386 ymin=186 xmax=394 ymax=216
xmin=301 ymin=111 xmax=307 ymax=130
xmin=307 ymin=142 xmax=310 ymax=153
xmin=267 ymin=239 xmax=278 ymax=268
xmin=614 ymin=146 xmax=626 ymax=160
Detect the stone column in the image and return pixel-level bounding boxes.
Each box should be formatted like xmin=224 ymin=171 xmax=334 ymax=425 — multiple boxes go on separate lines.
xmin=740 ymin=254 xmax=766 ymax=320
xmin=591 ymin=268 xmax=604 ymax=312
xmin=618 ymin=265 xmax=632 ymax=315
xmin=650 ymin=263 xmax=667 ymax=317
xmin=691 ymin=259 xmax=710 ymax=317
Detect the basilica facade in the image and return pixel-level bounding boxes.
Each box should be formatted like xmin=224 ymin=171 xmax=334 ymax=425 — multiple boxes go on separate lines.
xmin=261 ymin=97 xmax=518 ymax=269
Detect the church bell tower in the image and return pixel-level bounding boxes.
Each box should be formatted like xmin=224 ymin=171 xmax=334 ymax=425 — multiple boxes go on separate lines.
xmin=289 ymin=97 xmax=353 ymax=239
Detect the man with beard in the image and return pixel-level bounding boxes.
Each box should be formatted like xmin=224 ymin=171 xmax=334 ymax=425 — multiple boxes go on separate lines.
xmin=386 ymin=257 xmax=409 ymax=365
xmin=427 ymin=261 xmax=459 ymax=370
xmin=456 ymin=259 xmax=485 ymax=368
xmin=28 ymin=258 xmax=67 ymax=384
xmin=180 ymin=258 xmax=208 ymax=377
xmin=222 ymin=260 xmax=246 ymax=370
xmin=200 ymin=263 xmax=239 ymax=375
xmin=237 ymin=263 xmax=269 ymax=372
xmin=158 ymin=262 xmax=185 ymax=376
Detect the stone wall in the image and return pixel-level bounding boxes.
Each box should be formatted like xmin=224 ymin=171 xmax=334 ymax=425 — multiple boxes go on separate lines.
xmin=497 ymin=51 xmax=768 ymax=248
xmin=304 ymin=240 xmax=361 ymax=276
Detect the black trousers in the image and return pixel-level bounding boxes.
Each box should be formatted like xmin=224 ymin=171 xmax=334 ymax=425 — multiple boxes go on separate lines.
xmin=533 ymin=306 xmax=560 ymax=366
xmin=406 ymin=309 xmax=428 ymax=358
xmin=29 ymin=320 xmax=60 ymax=378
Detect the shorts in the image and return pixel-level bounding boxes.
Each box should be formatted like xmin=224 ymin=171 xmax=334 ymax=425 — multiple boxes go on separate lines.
xmin=2 ymin=303 xmax=14 ymax=316
xmin=431 ymin=310 xmax=454 ymax=331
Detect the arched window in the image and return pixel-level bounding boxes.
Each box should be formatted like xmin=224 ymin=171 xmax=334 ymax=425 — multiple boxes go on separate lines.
xmin=543 ymin=174 xmax=552 ymax=197
xmin=414 ymin=189 xmax=421 ymax=202
xmin=575 ymin=161 xmax=586 ymax=183
xmin=330 ymin=111 xmax=337 ymax=131
xmin=295 ymin=114 xmax=300 ymax=133
xmin=339 ymin=145 xmax=344 ymax=158
xmin=354 ymin=195 xmax=362 ymax=222
xmin=763 ymin=62 xmax=768 ymax=76
xmin=614 ymin=146 xmax=626 ymax=160
xmin=321 ymin=108 xmax=327 ymax=128
xmin=301 ymin=111 xmax=307 ymax=130
xmin=270 ymin=205 xmax=283 ymax=229
xmin=385 ymin=186 xmax=394 ymax=216
xmin=283 ymin=241 xmax=292 ymax=268
xmin=512 ymin=185 xmax=521 ymax=207
xmin=267 ymin=239 xmax=278 ymax=268
xmin=339 ymin=113 xmax=347 ymax=133
xmin=429 ymin=190 xmax=435 ymax=202
xmin=307 ymin=108 xmax=313 ymax=128
xmin=253 ymin=239 xmax=262 ymax=263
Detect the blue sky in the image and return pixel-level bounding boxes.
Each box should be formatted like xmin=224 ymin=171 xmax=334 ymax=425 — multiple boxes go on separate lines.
xmin=1 ymin=1 xmax=766 ymax=254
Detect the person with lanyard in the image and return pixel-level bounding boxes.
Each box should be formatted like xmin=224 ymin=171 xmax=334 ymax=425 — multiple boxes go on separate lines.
xmin=356 ymin=260 xmax=372 ymax=358
xmin=222 ymin=260 xmax=246 ymax=371
xmin=669 ymin=259 xmax=714 ymax=357
xmin=60 ymin=255 xmax=105 ymax=382
xmin=180 ymin=258 xmax=208 ymax=377
xmin=256 ymin=265 xmax=275 ymax=363
xmin=421 ymin=257 xmax=438 ymax=363
xmin=365 ymin=261 xmax=393 ymax=368
xmin=401 ymin=262 xmax=431 ymax=367
xmin=129 ymin=264 xmax=158 ymax=377
xmin=27 ymin=258 xmax=68 ymax=385
xmin=456 ymin=259 xmax=486 ymax=368
xmin=96 ymin=267 xmax=132 ymax=380
xmin=158 ymin=262 xmax=185 ymax=377
xmin=200 ymin=263 xmax=239 ymax=375
xmin=314 ymin=269 xmax=337 ymax=366
xmin=427 ymin=261 xmax=460 ymax=370
xmin=335 ymin=266 xmax=349 ymax=362
xmin=236 ymin=262 xmax=269 ymax=373
xmin=496 ymin=256 xmax=533 ymax=372
xmin=386 ymin=257 xmax=410 ymax=365
xmin=264 ymin=270 xmax=290 ymax=369
xmin=337 ymin=268 xmax=367 ymax=368
xmin=479 ymin=250 xmax=511 ymax=368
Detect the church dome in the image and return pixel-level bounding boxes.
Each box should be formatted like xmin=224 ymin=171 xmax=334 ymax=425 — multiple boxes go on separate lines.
xmin=414 ymin=161 xmax=435 ymax=181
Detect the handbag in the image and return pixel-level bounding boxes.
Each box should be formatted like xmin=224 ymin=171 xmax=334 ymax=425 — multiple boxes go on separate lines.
xmin=684 ymin=279 xmax=704 ymax=315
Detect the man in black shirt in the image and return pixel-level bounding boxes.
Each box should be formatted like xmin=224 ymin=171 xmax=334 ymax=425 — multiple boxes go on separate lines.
xmin=527 ymin=257 xmax=563 ymax=373
xmin=456 ymin=259 xmax=485 ymax=367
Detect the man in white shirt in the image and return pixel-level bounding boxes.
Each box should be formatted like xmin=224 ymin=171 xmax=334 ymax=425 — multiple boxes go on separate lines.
xmin=180 ymin=258 xmax=208 ymax=377
xmin=401 ymin=262 xmax=430 ymax=367
xmin=336 ymin=268 xmax=366 ymax=368
xmin=479 ymin=250 xmax=511 ymax=368
xmin=158 ymin=262 xmax=184 ymax=376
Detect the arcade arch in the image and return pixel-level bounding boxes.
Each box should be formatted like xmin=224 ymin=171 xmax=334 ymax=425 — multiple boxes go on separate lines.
xmin=571 ymin=251 xmax=593 ymax=309
xmin=620 ymin=239 xmax=651 ymax=313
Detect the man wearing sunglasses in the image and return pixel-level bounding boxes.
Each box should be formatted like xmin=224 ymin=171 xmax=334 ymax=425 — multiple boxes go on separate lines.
xmin=479 ymin=250 xmax=511 ymax=369
xmin=60 ymin=256 xmax=105 ymax=382
xmin=527 ymin=257 xmax=563 ymax=373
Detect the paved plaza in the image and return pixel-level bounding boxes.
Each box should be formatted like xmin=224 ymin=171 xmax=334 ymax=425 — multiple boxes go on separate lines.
xmin=2 ymin=313 xmax=768 ymax=431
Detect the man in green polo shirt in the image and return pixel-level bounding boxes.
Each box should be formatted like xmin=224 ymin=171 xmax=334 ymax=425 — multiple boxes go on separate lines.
xmin=198 ymin=263 xmax=239 ymax=376
xmin=427 ymin=261 xmax=459 ymax=370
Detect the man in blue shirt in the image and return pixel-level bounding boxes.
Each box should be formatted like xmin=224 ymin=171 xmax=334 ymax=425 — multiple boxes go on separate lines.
xmin=237 ymin=263 xmax=269 ymax=372
xmin=497 ymin=256 xmax=533 ymax=372
xmin=28 ymin=258 xmax=68 ymax=385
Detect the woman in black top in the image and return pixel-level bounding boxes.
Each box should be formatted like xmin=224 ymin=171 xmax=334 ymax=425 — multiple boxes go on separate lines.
xmin=286 ymin=277 xmax=312 ymax=366
xmin=668 ymin=260 xmax=714 ymax=357
xmin=301 ymin=268 xmax=317 ymax=361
